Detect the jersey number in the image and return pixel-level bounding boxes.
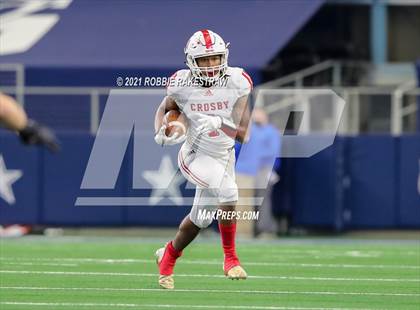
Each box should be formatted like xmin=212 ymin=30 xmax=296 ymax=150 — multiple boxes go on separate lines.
xmin=208 ymin=130 xmax=220 ymax=137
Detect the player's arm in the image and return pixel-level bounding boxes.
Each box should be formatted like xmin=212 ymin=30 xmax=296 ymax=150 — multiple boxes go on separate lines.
xmin=154 ymin=96 xmax=179 ymax=132
xmin=0 ymin=93 xmax=28 ymax=131
xmin=194 ymin=96 xmax=251 ymax=142
xmin=232 ymin=95 xmax=251 ymax=143
xmin=154 ymin=96 xmax=185 ymax=146
xmin=0 ymin=92 xmax=60 ymax=152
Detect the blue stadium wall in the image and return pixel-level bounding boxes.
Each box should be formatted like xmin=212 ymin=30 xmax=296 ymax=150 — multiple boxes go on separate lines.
xmin=1 ymin=59 xmax=419 ymax=230
xmin=1 ymin=132 xmax=419 ymax=230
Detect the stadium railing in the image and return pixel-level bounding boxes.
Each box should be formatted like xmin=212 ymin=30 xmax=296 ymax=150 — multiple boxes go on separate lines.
xmin=0 ymin=63 xmax=25 ymax=106
xmin=0 ymin=62 xmax=418 ymax=135
xmin=256 ymin=60 xmax=418 ymax=135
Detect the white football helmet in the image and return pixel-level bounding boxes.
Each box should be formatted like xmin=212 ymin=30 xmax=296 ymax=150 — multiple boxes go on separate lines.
xmin=184 ymin=29 xmax=229 ymax=81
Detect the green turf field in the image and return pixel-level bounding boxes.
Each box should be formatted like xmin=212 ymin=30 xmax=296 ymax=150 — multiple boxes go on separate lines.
xmin=0 ymin=236 xmax=419 ymax=309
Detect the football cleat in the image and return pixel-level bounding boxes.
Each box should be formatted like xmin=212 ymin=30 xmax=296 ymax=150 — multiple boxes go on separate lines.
xmin=155 ymin=247 xmax=165 ymax=265
xmin=224 ymin=265 xmax=247 ymax=280
xmin=155 ymin=247 xmax=175 ymax=289
xmin=158 ymin=274 xmax=174 ymax=290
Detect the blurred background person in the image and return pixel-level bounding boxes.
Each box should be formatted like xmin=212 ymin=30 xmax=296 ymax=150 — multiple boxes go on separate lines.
xmin=253 ymin=108 xmax=281 ymax=238
xmin=235 ymin=108 xmax=281 ymax=238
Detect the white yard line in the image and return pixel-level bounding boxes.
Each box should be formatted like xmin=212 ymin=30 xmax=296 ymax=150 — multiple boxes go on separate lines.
xmin=1 ymin=286 xmax=419 ymax=297
xmin=0 ymin=262 xmax=78 ymax=267
xmin=0 ymin=301 xmax=379 ymax=310
xmin=1 ymin=257 xmax=418 ymax=269
xmin=0 ymin=270 xmax=419 ymax=283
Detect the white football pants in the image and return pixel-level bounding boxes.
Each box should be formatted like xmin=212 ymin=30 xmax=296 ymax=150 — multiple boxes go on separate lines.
xmin=177 ymin=142 xmax=238 ymax=228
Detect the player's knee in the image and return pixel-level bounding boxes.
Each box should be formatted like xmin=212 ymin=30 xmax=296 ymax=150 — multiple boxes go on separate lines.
xmin=218 ymin=183 xmax=238 ymax=204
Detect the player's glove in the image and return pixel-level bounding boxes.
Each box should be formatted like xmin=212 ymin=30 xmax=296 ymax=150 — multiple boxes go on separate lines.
xmin=18 ymin=119 xmax=60 ymax=153
xmin=193 ymin=113 xmax=222 ymax=135
xmin=192 ymin=113 xmax=236 ymax=136
xmin=154 ymin=125 xmax=186 ymax=146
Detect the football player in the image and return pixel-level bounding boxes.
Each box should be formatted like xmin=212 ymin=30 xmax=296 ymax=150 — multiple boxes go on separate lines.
xmin=0 ymin=92 xmax=59 ymax=152
xmin=153 ymin=30 xmax=252 ymax=289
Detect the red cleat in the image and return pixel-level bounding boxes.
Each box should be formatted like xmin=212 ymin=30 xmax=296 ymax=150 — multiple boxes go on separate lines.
xmin=155 ymin=241 xmax=182 ymax=289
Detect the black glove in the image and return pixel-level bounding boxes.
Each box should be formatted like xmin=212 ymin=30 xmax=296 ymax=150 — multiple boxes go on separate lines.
xmin=19 ymin=119 xmax=60 ymax=153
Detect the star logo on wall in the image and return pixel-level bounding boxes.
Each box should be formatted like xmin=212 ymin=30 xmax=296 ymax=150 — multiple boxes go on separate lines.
xmin=142 ymin=155 xmax=184 ymax=206
xmin=0 ymin=155 xmax=23 ymax=205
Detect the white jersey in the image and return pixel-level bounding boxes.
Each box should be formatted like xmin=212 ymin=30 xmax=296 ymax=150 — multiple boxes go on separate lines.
xmin=167 ymin=67 xmax=253 ymax=157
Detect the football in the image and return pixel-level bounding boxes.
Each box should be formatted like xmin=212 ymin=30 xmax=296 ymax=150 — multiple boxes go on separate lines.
xmin=163 ymin=110 xmax=188 ymax=137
